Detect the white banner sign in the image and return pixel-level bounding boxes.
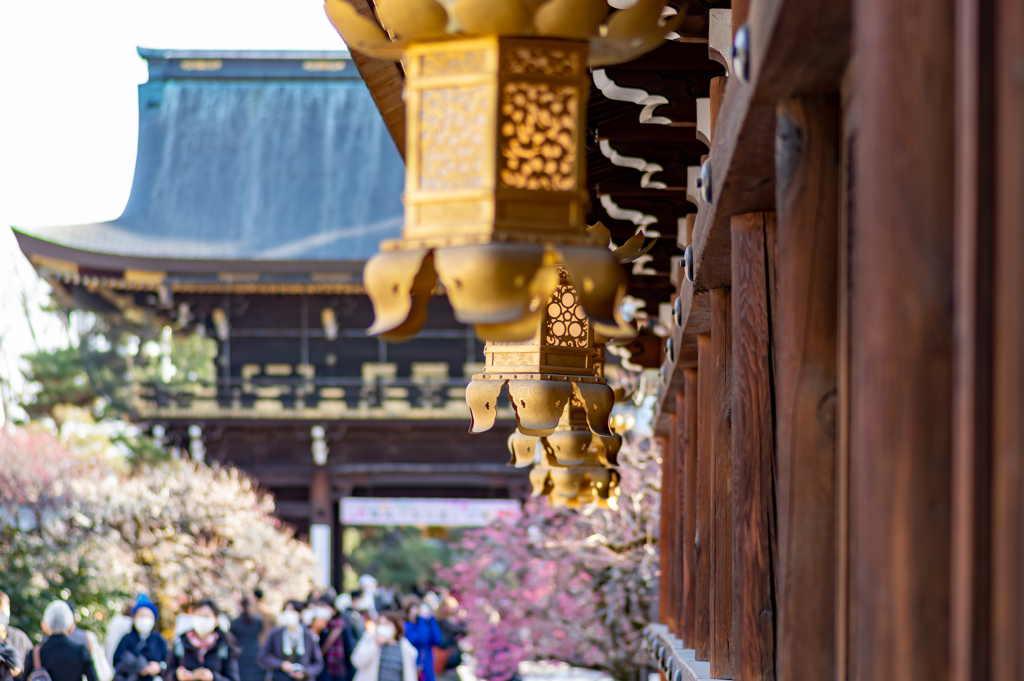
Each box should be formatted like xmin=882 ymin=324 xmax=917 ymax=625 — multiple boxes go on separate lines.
xmin=341 ymin=497 xmax=521 ymax=527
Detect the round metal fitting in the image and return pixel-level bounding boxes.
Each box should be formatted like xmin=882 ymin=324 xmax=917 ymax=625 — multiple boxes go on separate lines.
xmin=673 ymin=669 xmax=683 ymax=681
xmin=733 ymin=23 xmax=751 ymax=82
xmin=658 ymin=645 xmax=667 ymax=665
xmin=673 ymin=296 xmax=683 ymax=326
xmin=666 ymin=337 xmax=675 ymax=364
xmin=683 ymin=245 xmax=695 ymax=282
xmin=698 ymin=159 xmax=712 ymax=204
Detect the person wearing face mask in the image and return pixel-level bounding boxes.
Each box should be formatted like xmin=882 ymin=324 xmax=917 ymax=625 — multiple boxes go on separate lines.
xmin=163 ymin=600 xmax=239 ymax=681
xmin=112 ymin=596 xmax=168 ymax=681
xmin=350 ymin=613 xmax=416 ymax=681
xmin=316 ymin=601 xmax=355 ymax=681
xmin=399 ymin=599 xmax=441 ymax=681
xmin=257 ymin=601 xmax=323 ymax=681
xmin=0 ymin=590 xmax=30 ymax=681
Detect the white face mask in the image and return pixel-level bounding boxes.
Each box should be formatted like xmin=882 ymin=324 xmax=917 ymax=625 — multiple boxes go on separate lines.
xmin=192 ymin=616 xmax=217 ymax=637
xmin=279 ymin=610 xmax=300 ymax=629
xmin=376 ymin=623 xmax=396 ymax=642
xmin=301 ymin=609 xmax=315 ymax=626
xmin=135 ymin=616 xmax=155 ymax=635
xmin=315 ymin=608 xmax=333 ymax=622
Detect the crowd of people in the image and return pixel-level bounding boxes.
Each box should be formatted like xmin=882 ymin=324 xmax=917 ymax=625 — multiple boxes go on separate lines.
xmin=0 ymin=577 xmax=467 ymax=681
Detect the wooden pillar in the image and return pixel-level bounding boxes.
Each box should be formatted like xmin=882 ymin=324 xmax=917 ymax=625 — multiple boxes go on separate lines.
xmin=695 ymin=335 xmax=713 ymax=660
xmin=310 ymin=468 xmax=333 ymax=588
xmin=709 ymin=289 xmax=733 ymax=679
xmin=667 ymin=411 xmax=680 ymax=634
xmin=730 ymin=213 xmax=776 ymax=681
xmin=852 ymin=0 xmax=954 ymax=680
xmin=774 ymin=96 xmax=840 ymax=681
xmin=991 ymin=1 xmax=1024 ymax=676
xmin=682 ymin=369 xmax=698 ymax=648
xmin=659 ymin=435 xmax=671 ymax=624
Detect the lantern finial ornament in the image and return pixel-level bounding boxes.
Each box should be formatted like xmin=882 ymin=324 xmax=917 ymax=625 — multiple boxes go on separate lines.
xmin=326 ymin=0 xmax=674 ymax=341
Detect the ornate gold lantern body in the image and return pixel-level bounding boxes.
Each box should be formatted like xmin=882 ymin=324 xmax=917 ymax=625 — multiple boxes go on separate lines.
xmin=325 ymin=0 xmax=680 ymax=341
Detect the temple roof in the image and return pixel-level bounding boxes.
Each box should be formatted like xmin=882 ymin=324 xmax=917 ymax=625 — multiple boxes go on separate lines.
xmin=14 ymin=48 xmax=405 ymax=277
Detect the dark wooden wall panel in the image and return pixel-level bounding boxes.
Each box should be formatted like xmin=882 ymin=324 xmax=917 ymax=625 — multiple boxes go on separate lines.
xmin=710 ymin=289 xmax=734 ymax=679
xmin=991 ymin=0 xmax=1024 ymax=676
xmin=774 ymin=95 xmax=840 ymax=681
xmin=682 ymin=369 xmax=699 ymax=647
xmin=851 ymin=1 xmax=955 ymax=681
xmin=696 ymin=334 xmax=713 ymax=660
xmin=730 ymin=213 xmax=776 ymax=681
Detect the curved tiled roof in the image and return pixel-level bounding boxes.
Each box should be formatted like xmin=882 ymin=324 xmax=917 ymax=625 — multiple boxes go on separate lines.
xmin=15 ymin=49 xmax=405 ymax=271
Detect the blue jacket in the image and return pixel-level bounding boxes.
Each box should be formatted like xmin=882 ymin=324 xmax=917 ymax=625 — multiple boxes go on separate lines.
xmin=113 ymin=630 xmax=169 ymax=667
xmin=402 ymin=618 xmax=442 ymax=681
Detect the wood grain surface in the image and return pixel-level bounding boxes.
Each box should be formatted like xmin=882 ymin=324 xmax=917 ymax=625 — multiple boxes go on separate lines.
xmin=730 ymin=213 xmax=777 ymax=681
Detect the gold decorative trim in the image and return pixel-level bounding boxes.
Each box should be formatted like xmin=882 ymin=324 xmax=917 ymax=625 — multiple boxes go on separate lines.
xmin=180 ymin=59 xmax=223 ymax=71
xmin=302 ymin=59 xmax=347 ymax=72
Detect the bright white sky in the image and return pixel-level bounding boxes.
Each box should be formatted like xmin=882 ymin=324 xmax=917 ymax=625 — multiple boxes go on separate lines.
xmin=0 ymin=0 xmax=347 ymax=421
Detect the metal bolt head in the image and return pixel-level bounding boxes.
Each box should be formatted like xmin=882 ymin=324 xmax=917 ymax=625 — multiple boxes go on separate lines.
xmin=673 ymin=296 xmax=683 ymax=326
xmin=673 ymin=669 xmax=683 ymax=681
xmin=733 ymin=23 xmax=751 ymax=82
xmin=683 ymin=245 xmax=695 ymax=282
xmin=666 ymin=337 xmax=675 ymax=364
xmin=698 ymin=159 xmax=712 ymax=204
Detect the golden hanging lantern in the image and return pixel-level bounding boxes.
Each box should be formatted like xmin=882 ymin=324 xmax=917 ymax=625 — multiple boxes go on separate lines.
xmin=464 ymin=271 xmax=622 ymax=438
xmin=325 ymin=0 xmax=675 ymax=341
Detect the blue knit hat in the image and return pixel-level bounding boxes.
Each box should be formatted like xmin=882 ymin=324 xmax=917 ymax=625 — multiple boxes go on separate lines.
xmin=132 ymin=595 xmax=158 ymax=620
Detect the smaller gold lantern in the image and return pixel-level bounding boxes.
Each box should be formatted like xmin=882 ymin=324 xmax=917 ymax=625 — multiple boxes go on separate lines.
xmin=465 ymin=271 xmax=619 ymax=440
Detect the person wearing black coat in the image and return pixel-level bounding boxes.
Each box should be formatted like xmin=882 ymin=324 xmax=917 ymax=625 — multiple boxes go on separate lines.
xmin=21 ymin=602 xmax=98 ymax=681
xmin=163 ymin=600 xmax=240 ymax=681
xmin=229 ymin=598 xmax=264 ymax=681
xmin=257 ymin=602 xmax=323 ymax=681
xmin=113 ymin=598 xmax=168 ymax=681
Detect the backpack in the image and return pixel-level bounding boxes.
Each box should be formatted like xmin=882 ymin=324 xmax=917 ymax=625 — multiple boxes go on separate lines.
xmin=26 ymin=646 xmax=52 ymax=681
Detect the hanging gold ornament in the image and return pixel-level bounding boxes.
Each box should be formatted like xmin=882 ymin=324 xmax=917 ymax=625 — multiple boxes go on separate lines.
xmin=465 ymin=270 xmax=621 ymax=438
xmin=325 ymin=0 xmax=675 ymax=341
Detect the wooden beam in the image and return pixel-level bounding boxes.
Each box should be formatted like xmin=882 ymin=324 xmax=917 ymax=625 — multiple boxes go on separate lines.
xmin=773 ymin=95 xmax=839 ymax=681
xmin=991 ymin=1 xmax=1024 ymax=676
xmin=674 ymin=391 xmax=687 ymax=638
xmin=682 ymin=370 xmax=698 ymax=648
xmin=950 ymin=0 xmax=995 ymax=676
xmin=709 ymin=288 xmax=734 ymax=679
xmin=851 ymin=1 xmax=954 ymax=681
xmin=667 ymin=411 xmax=680 ymax=635
xmin=660 ymin=435 xmax=671 ymax=626
xmin=655 ymin=0 xmax=855 ymax=438
xmin=695 ymin=334 xmax=713 ymax=660
xmin=311 ymin=468 xmax=332 ymax=525
xmin=747 ymin=0 xmax=851 ymax=101
xmin=347 ymin=0 xmax=406 ymax=158
xmin=730 ymin=213 xmax=776 ymax=681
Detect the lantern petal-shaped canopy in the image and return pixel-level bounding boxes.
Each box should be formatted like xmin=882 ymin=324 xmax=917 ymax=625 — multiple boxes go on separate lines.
xmin=376 ymin=0 xmax=449 ymax=39
xmin=572 ymin=381 xmax=615 ymax=436
xmin=466 ymin=379 xmax=506 ymax=433
xmin=364 ymin=249 xmax=437 ymax=339
xmin=325 ymin=0 xmax=684 ymax=61
xmin=508 ymin=431 xmax=540 ymax=467
xmin=507 ymin=379 xmax=574 ymax=436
